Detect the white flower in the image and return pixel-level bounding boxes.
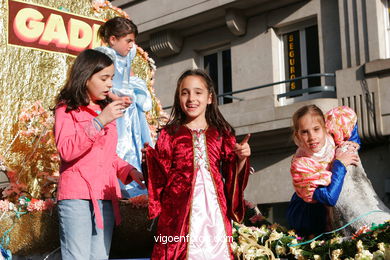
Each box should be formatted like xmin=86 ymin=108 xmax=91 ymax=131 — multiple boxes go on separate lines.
xmin=231 ymin=242 xmax=238 ymax=253
xmin=331 ymin=249 xmax=343 ymax=260
xmin=8 ymin=202 xmax=15 ymax=211
xmin=244 ymin=247 xmax=256 ymax=260
xmin=330 ymin=237 xmax=343 ymax=245
xmin=289 ymin=239 xmax=298 ymax=246
xmin=372 ymin=250 xmax=384 ymax=260
xmin=313 ymin=255 xmax=321 ymax=260
xmin=275 ymin=245 xmax=286 ymax=256
xmin=269 ymin=230 xmax=283 ymax=240
xmin=377 ymin=242 xmax=385 ymax=252
xmin=355 ymin=249 xmax=373 ymax=260
xmin=290 ymin=247 xmax=303 ymax=259
xmin=255 ymin=248 xmax=265 ymax=257
xmin=239 ymin=226 xmax=252 ymax=234
xmin=250 ymin=227 xmax=267 ymax=241
xmin=310 ymin=240 xmax=325 ymax=249
xmin=255 ymin=227 xmax=268 ymax=237
xmin=236 ymin=244 xmax=243 ymax=254
xmin=356 ymin=240 xmax=364 ymax=253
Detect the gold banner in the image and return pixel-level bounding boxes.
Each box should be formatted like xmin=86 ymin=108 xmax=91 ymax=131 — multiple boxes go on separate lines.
xmin=8 ymin=0 xmax=104 ymax=56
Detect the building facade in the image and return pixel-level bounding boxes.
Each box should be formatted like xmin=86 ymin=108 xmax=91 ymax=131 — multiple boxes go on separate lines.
xmin=113 ymin=0 xmax=390 ymax=224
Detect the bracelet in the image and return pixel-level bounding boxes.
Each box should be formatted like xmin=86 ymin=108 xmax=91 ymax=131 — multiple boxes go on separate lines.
xmin=93 ymin=117 xmax=104 ymax=130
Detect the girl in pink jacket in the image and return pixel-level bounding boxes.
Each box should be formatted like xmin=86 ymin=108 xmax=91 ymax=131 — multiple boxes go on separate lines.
xmin=54 ymin=49 xmax=145 ymax=260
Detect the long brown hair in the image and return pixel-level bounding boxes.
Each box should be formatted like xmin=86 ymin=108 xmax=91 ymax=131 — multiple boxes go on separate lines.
xmin=98 ymin=17 xmax=138 ymax=44
xmin=166 ymin=69 xmax=235 ymax=135
xmin=55 ymin=49 xmax=113 ymax=112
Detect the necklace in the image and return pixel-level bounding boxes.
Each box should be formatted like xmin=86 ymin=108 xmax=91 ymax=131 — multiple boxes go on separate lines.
xmin=185 ymin=123 xmax=208 ymax=131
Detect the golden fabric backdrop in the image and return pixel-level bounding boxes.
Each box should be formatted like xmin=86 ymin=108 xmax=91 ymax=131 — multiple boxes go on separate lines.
xmin=0 ymin=1 xmax=160 ymax=255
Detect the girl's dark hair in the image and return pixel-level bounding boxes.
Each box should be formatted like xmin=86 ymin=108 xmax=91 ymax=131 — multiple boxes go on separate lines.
xmin=167 ymin=69 xmax=235 ymax=135
xmin=292 ymin=104 xmax=326 ymax=135
xmin=98 ymin=17 xmax=138 ymax=44
xmin=55 ymin=49 xmax=113 ymax=112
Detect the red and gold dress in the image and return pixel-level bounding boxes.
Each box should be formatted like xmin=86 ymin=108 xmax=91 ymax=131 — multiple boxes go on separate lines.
xmin=145 ymin=126 xmax=250 ymax=259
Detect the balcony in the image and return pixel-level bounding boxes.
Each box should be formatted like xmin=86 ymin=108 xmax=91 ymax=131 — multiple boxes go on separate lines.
xmin=218 ymin=73 xmax=337 ymax=146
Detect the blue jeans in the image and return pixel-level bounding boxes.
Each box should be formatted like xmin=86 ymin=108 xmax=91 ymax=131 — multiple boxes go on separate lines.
xmin=58 ymin=199 xmax=115 ymax=260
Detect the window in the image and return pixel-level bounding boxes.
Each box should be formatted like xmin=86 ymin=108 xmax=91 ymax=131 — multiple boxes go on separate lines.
xmin=387 ymin=0 xmax=390 ymax=30
xmin=385 ymin=0 xmax=390 ymax=58
xmin=203 ymin=49 xmax=232 ymax=104
xmin=283 ymin=25 xmax=321 ymax=98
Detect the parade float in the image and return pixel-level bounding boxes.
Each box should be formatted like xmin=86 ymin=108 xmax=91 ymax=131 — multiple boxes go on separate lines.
xmin=0 ymin=0 xmax=389 ymax=259
xmin=0 ymin=0 xmax=165 ymax=258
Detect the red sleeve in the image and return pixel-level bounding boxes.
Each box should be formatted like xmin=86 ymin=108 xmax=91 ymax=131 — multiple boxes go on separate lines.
xmin=54 ymin=106 xmax=103 ymax=162
xmin=145 ymin=128 xmax=171 ymax=219
xmin=222 ymin=132 xmax=250 ymax=223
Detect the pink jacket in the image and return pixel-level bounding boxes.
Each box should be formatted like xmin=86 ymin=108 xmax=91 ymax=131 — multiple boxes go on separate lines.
xmin=55 ymin=104 xmax=134 ymax=229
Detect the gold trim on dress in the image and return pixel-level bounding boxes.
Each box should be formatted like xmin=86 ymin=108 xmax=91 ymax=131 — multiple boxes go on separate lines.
xmin=184 ymin=128 xmax=198 ymax=260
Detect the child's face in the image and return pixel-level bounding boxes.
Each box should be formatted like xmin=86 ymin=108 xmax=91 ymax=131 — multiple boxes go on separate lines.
xmin=86 ymin=64 xmax=114 ymax=105
xmin=295 ymin=113 xmax=326 ymax=153
xmin=179 ymin=75 xmax=212 ymax=122
xmin=109 ymin=33 xmax=135 ymax=57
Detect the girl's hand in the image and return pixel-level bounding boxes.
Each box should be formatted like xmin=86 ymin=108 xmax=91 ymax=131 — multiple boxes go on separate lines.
xmin=107 ymin=92 xmax=132 ymax=108
xmin=335 ymin=147 xmax=360 ymax=167
xmin=130 ymin=168 xmax=146 ymax=189
xmin=234 ymin=134 xmax=251 ymax=161
xmin=342 ymin=141 xmax=359 ymax=153
xmin=121 ymin=96 xmax=132 ymax=108
xmin=96 ymin=100 xmax=125 ymax=126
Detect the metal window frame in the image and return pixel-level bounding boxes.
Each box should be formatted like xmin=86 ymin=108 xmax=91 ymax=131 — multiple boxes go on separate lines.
xmin=278 ymin=22 xmax=328 ymax=105
xmin=384 ymin=0 xmax=390 ymax=58
xmin=202 ymin=47 xmax=232 ymax=105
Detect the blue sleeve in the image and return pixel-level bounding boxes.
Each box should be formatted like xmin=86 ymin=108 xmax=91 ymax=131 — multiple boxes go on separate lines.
xmin=348 ymin=124 xmax=361 ymax=147
xmin=313 ymin=160 xmax=347 ymax=206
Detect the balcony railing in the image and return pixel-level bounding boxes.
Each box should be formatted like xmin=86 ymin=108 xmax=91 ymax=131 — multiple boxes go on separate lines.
xmin=163 ymin=73 xmax=336 ymax=109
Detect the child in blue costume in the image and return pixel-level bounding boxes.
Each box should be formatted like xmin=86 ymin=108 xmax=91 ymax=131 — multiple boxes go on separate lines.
xmin=96 ymin=17 xmax=152 ymax=198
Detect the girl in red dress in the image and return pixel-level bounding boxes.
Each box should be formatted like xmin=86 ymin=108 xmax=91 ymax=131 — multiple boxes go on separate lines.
xmin=144 ymin=69 xmax=251 ymax=259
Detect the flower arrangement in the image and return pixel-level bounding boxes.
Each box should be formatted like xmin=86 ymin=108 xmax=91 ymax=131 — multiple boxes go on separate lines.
xmin=232 ymin=221 xmax=390 ymax=260
xmin=0 ymin=196 xmax=55 ymax=215
xmin=17 ymin=101 xmax=54 ymax=139
xmin=1 ymin=101 xmax=59 ymax=203
xmin=232 ymin=205 xmax=390 ymax=260
xmin=0 ymin=101 xmax=58 ymax=258
xmin=0 ymin=101 xmax=59 ymax=257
